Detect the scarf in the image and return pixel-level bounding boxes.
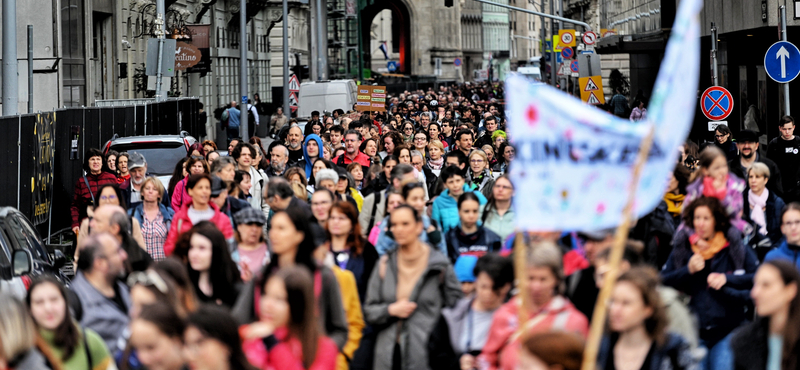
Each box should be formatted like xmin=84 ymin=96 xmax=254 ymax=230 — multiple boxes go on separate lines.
xmin=702 ymin=175 xmax=728 ymax=200
xmin=691 ymin=231 xmax=729 ymax=260
xmin=663 ymin=192 xmax=685 ymax=216
xmin=428 ymin=157 xmax=444 ymax=170
xmin=749 ymin=188 xmax=769 ymax=235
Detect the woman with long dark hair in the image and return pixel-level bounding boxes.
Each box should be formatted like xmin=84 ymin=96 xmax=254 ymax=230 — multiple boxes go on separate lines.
xmin=127 ymin=303 xmax=186 ymax=370
xmin=173 ymin=221 xmax=241 ymax=307
xmin=732 ymin=260 xmax=800 ymax=370
xmin=361 ymin=155 xmax=397 ymax=197
xmin=167 ymin=158 xmax=189 ymax=205
xmin=326 ymin=201 xmax=379 ymax=300
xmin=26 ymin=276 xmax=113 ymax=370
xmin=183 ymin=305 xmax=257 ymax=370
xmin=241 ymin=266 xmax=338 ymax=370
xmin=231 ymin=207 xmax=349 ymax=351
xmin=596 ymin=267 xmax=697 ymax=370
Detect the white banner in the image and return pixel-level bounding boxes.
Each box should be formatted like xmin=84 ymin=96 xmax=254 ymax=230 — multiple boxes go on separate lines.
xmin=508 ymin=0 xmax=702 ymax=231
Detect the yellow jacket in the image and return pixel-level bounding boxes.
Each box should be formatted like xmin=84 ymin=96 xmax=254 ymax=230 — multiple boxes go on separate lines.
xmin=331 ymin=266 xmax=364 ymax=370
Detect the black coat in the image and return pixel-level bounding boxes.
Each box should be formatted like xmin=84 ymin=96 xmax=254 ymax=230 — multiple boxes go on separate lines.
xmin=728 ymin=154 xmax=784 ymax=197
xmin=731 ymin=317 xmax=800 ymax=370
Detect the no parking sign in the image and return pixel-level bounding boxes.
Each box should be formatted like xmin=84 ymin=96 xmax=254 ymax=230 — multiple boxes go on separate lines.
xmin=700 ymin=86 xmax=734 ymax=121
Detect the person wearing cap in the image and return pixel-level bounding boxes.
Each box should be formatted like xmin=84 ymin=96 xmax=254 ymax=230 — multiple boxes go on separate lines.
xmin=233 ymin=208 xmax=269 ymax=282
xmin=565 ymin=229 xmax=614 ymax=320
xmin=209 ymin=175 xmax=251 ymax=231
xmin=121 ymin=151 xmax=148 ymax=205
xmin=728 ymin=129 xmax=783 ymax=197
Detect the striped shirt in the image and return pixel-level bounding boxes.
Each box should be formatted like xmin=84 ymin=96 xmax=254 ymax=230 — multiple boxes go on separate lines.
xmin=141 ymin=211 xmax=168 ymax=261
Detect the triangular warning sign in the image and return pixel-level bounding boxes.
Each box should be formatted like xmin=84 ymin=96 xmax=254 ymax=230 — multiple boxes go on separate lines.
xmin=586 ymin=92 xmax=601 ymax=105
xmin=584 ymin=78 xmax=599 ymax=92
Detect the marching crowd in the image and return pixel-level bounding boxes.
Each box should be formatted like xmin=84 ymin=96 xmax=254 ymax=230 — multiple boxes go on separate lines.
xmin=2 ymin=81 xmax=800 ymax=370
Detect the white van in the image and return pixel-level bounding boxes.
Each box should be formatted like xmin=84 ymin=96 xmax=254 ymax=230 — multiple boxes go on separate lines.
xmin=297 ymin=80 xmax=359 ymax=118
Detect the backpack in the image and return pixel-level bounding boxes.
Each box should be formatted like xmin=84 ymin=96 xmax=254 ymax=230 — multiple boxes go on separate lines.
xmin=221 ymin=109 xmax=230 ymax=129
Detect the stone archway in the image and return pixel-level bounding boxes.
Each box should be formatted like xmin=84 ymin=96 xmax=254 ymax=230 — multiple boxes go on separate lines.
xmin=361 ymin=0 xmax=412 ymax=74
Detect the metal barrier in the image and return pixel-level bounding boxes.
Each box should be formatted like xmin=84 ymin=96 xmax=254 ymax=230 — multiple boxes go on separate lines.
xmin=0 ymin=98 xmax=200 ymax=239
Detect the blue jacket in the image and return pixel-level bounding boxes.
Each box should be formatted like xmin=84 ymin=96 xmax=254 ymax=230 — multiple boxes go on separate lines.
xmin=662 ymin=226 xmax=758 ymax=344
xmin=431 ymin=184 xmax=487 ymax=234
xmin=302 ymin=134 xmax=323 ymax=178
xmin=765 ymin=240 xmax=800 ymax=270
xmin=128 ymin=202 xmax=174 ymax=228
xmin=375 ymin=215 xmax=447 ymax=255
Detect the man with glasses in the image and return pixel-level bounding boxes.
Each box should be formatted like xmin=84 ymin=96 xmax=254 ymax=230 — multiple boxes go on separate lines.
xmin=70 ymin=232 xmax=131 ymax=351
xmin=767 ymin=115 xmax=800 ymax=201
xmin=333 ymin=130 xmax=372 ymax=171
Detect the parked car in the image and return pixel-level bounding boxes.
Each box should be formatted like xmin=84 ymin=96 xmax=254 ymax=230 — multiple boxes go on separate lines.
xmin=0 ymin=207 xmax=68 ymax=298
xmin=103 ymin=131 xmax=197 ymax=187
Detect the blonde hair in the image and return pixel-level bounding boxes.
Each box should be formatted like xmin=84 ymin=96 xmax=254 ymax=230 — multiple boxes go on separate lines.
xmin=748 ymin=162 xmax=771 ymax=179
xmin=291 ymin=182 xmax=308 ymax=202
xmin=141 ymin=176 xmax=165 ymax=202
xmin=526 ymin=241 xmax=565 ymax=294
xmin=428 ymin=139 xmax=445 ymax=152
xmin=470 ymin=150 xmax=490 ymax=170
xmin=0 ymin=293 xmax=37 ymax=362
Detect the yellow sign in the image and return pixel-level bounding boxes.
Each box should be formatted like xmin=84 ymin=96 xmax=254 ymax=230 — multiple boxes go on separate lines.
xmin=558 ymin=29 xmax=576 ymax=47
xmin=579 ymin=76 xmax=605 ymax=105
xmin=552 ymin=36 xmax=563 ymax=51
xmin=600 ymin=29 xmax=618 ymax=37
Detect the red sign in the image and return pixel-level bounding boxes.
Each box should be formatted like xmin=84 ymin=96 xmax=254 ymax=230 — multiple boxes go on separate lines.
xmin=175 ymin=42 xmax=202 ymax=71
xmin=700 ymin=86 xmax=734 ymax=121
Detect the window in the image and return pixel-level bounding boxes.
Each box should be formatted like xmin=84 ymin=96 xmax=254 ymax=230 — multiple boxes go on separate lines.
xmin=61 ymin=0 xmax=86 ymax=107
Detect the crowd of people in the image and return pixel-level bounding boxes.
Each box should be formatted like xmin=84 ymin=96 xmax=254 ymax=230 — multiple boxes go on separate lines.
xmin=3 ymin=82 xmax=800 ymax=370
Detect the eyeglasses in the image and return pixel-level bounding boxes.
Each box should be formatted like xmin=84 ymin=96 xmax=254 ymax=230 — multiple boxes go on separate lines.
xmin=414 ymin=137 xmax=427 ymax=141
xmin=100 ymin=195 xmax=118 ymax=201
xmin=470 ymin=159 xmax=485 ymax=163
xmin=127 ymin=270 xmax=169 ymax=294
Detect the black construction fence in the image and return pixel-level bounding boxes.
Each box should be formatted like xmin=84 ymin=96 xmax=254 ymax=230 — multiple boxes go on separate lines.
xmin=0 ymin=98 xmax=200 ymax=240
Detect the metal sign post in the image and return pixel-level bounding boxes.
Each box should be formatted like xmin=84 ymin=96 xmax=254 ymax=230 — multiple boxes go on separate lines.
xmin=711 ymin=22 xmax=718 ymax=86
xmin=782 ymin=5 xmax=791 ymax=115
xmin=239 ymin=0 xmax=249 ymax=136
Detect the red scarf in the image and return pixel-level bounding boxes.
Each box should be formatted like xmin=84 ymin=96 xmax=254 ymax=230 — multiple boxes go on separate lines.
xmin=702 ymin=175 xmax=727 ymax=200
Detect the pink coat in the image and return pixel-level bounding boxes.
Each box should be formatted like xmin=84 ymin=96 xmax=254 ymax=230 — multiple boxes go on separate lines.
xmin=163 ymin=200 xmax=233 ymax=256
xmin=171 ymin=178 xmax=190 ymax=212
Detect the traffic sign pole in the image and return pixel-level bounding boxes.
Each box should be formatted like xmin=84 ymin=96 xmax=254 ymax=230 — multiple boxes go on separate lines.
xmin=782 ymin=5 xmax=791 ymax=115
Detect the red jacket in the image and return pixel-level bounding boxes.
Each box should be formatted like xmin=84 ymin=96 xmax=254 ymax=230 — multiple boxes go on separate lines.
xmin=478 ymin=296 xmax=588 ymax=370
xmin=71 ymin=171 xmax=118 ymax=228
xmin=163 ymin=200 xmax=233 ymax=256
xmin=333 ymin=151 xmax=371 ymax=168
xmin=242 ymin=327 xmax=338 ymax=370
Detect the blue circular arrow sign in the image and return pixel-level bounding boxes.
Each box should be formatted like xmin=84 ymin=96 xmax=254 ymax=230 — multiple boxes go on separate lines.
xmin=765 ymin=41 xmax=800 ymax=83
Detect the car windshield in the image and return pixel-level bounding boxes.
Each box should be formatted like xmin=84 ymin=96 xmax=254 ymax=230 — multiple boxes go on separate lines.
xmin=111 ymin=142 xmax=186 ymax=176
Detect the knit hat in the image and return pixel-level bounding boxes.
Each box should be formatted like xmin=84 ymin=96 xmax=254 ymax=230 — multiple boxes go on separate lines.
xmin=453 ymin=255 xmax=479 ymax=283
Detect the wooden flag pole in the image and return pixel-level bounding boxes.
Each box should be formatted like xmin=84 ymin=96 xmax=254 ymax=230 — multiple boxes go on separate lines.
xmin=513 ymin=230 xmax=530 ymax=326
xmin=580 ymin=125 xmax=656 ymax=370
